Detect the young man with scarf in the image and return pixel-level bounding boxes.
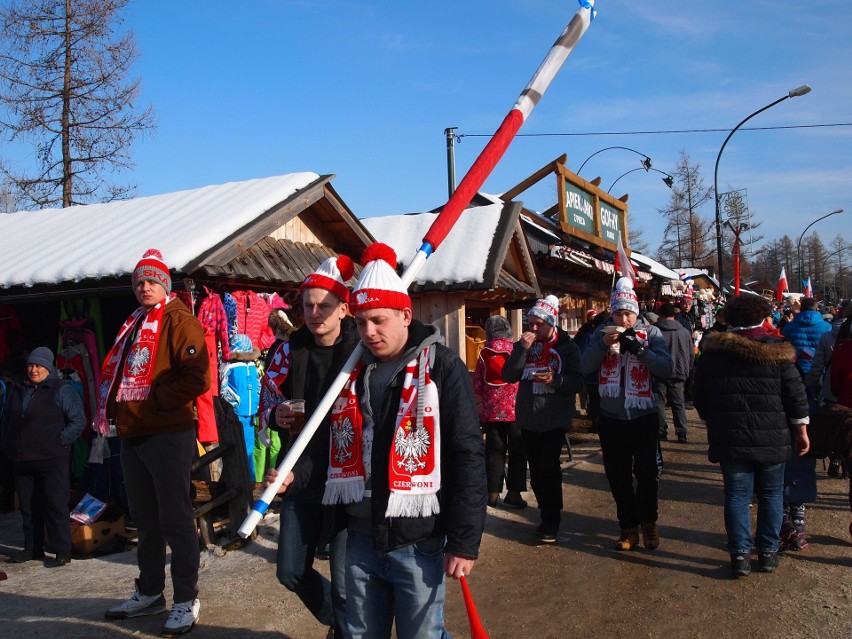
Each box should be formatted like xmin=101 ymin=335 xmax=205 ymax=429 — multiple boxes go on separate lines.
xmin=580 ymin=278 xmax=672 ymax=552
xmin=501 ymin=295 xmax=583 ymax=543
xmin=99 ymin=249 xmax=211 ymax=636
xmin=260 ymin=255 xmax=358 ymax=639
xmin=318 ymin=242 xmax=485 ymax=639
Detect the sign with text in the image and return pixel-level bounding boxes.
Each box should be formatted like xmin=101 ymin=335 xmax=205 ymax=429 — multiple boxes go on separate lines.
xmin=599 ymin=201 xmax=621 ymax=243
xmin=565 ymin=182 xmax=595 ymax=234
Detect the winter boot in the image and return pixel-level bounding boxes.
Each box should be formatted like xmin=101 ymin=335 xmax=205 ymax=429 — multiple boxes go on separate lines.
xmin=640 ymin=522 xmax=660 ymax=550
xmin=614 ymin=528 xmax=639 ymax=551
xmin=730 ymin=553 xmax=751 ymax=578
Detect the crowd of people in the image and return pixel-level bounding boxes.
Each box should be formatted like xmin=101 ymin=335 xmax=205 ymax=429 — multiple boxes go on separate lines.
xmin=2 ymin=245 xmax=851 ymax=636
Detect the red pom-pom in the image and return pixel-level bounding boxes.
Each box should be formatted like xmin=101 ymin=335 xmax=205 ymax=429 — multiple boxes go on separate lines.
xmin=142 ymin=248 xmax=163 ymax=260
xmin=336 ymin=254 xmax=354 ymax=281
xmin=361 ymin=243 xmax=397 ymax=269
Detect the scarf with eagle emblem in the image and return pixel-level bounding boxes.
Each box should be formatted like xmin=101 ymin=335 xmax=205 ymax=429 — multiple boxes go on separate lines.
xmin=323 ymin=346 xmax=442 ymax=518
xmin=598 ymin=328 xmax=654 ymax=410
xmin=94 ymin=295 xmax=174 ymax=435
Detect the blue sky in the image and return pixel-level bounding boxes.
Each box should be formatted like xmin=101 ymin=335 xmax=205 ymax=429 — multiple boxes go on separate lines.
xmin=116 ymin=1 xmax=849 ymax=258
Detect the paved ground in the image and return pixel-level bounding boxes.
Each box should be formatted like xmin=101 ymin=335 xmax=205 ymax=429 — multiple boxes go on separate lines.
xmin=2 ymin=409 xmax=851 ymax=638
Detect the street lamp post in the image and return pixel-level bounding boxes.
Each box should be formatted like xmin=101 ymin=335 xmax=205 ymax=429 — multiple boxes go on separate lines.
xmin=577 ymin=146 xmax=652 ymax=175
xmin=608 ymin=167 xmax=675 ymax=194
xmin=797 ymin=208 xmax=844 ymax=294
xmin=713 ymin=84 xmax=811 ymax=295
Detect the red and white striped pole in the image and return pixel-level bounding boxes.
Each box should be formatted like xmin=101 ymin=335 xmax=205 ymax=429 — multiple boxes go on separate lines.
xmin=239 ymin=0 xmax=596 ymax=539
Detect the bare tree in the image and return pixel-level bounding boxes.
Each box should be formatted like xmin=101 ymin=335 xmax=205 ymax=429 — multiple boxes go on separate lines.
xmin=656 ymin=151 xmax=714 ymax=270
xmin=0 ymin=0 xmax=155 ymax=209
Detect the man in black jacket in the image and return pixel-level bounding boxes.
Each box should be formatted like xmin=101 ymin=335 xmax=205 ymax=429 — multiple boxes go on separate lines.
xmin=502 ymin=295 xmax=583 ymax=544
xmin=260 ymin=255 xmax=358 ymax=639
xmin=1 ymin=347 xmax=85 ymax=566
xmin=320 ymin=243 xmax=485 ymax=639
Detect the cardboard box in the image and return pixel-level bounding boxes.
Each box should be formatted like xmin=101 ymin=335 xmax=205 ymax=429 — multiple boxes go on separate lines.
xmin=70 ymin=513 xmax=125 ymax=555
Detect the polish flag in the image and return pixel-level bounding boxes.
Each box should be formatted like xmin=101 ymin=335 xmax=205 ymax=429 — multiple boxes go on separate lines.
xmin=614 ymin=233 xmax=637 ymax=285
xmin=775 ymin=267 xmax=789 ymax=301
xmin=802 ymin=277 xmax=813 ymax=297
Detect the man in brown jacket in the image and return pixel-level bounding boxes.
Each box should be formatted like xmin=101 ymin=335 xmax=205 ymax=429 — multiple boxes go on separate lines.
xmin=100 ymin=249 xmax=210 ymax=637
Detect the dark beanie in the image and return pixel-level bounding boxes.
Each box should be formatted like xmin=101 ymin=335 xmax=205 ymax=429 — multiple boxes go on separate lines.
xmin=27 ymin=346 xmax=55 ymax=373
xmin=484 ymin=315 xmax=513 ymax=340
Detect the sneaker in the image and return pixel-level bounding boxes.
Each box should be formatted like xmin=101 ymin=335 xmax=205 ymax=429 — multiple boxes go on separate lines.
xmin=49 ymin=555 xmax=71 ymax=567
xmin=730 ymin=553 xmax=751 ymax=578
xmin=105 ymin=586 xmax=167 ymax=619
xmin=677 ymin=435 xmax=688 ymax=443
xmin=161 ymin=599 xmax=200 ymax=636
xmin=502 ymin=491 xmax=528 ymax=510
xmin=758 ymin=552 xmax=779 ymax=573
xmin=535 ymin=523 xmax=558 ymax=544
xmin=640 ymin=522 xmax=660 ymax=550
xmin=614 ymin=528 xmax=639 ymax=551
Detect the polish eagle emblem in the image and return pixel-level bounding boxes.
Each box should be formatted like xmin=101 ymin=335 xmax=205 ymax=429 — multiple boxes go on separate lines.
xmin=127 ymin=346 xmax=151 ymax=376
xmin=394 ymin=420 xmax=430 ymax=474
xmin=331 ymin=417 xmax=355 ymax=465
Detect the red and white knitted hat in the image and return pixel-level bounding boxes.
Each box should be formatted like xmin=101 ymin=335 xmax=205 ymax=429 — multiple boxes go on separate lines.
xmin=300 ymin=254 xmax=354 ymax=303
xmin=528 ymin=295 xmax=560 ymax=327
xmin=132 ymin=248 xmax=171 ymax=294
xmin=349 ymin=243 xmax=411 ymax=312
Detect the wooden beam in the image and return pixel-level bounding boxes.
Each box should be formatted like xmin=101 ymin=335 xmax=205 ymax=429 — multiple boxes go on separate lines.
xmin=501 ymin=154 xmax=567 ymax=202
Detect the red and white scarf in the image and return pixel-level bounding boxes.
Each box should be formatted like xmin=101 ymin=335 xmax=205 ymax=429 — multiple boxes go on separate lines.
xmin=323 ymin=347 xmax=441 ymax=518
xmin=523 ymin=331 xmax=561 ymax=395
xmin=598 ymin=329 xmax=654 ymax=410
xmin=94 ymin=296 xmax=173 ymax=435
xmin=256 ymin=341 xmax=291 ymax=445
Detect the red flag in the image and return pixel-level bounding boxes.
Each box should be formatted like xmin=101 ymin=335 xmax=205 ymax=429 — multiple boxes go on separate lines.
xmin=775 ymin=267 xmax=788 ymax=301
xmin=614 ymin=233 xmax=637 ymax=285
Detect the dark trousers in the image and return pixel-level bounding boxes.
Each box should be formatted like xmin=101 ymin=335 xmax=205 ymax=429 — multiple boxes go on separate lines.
xmin=13 ymin=456 xmax=72 ymax=557
xmin=598 ymin=412 xmax=660 ymax=529
xmin=121 ymin=430 xmax=199 ymax=603
xmin=0 ymin=450 xmax=16 ymax=513
xmin=483 ymin=421 xmax=527 ymax=494
xmin=586 ymin=383 xmax=601 ymax=429
xmin=655 ymin=378 xmax=688 ymax=439
xmin=521 ymin=429 xmax=565 ymax=527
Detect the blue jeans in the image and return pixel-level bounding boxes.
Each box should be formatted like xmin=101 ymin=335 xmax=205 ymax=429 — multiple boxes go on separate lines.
xmin=720 ymin=461 xmax=785 ymax=554
xmin=346 ymin=530 xmax=450 ymax=639
xmin=276 ymin=496 xmax=348 ymax=636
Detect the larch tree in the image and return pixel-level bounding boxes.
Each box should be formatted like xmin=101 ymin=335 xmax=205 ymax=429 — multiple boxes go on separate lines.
xmin=0 ymin=0 xmax=155 ymax=209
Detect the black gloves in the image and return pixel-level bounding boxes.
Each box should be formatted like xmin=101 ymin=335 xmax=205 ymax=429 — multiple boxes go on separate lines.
xmin=618 ymin=328 xmax=644 ymax=355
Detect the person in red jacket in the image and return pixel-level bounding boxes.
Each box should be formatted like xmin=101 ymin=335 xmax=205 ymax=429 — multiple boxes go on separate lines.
xmin=473 ymin=315 xmax=527 ymax=509
xmin=829 ymin=316 xmax=852 ymax=539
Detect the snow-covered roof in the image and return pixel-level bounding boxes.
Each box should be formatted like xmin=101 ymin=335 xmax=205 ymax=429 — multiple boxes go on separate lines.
xmin=630 ymin=252 xmax=680 ymax=280
xmin=362 ymin=204 xmax=504 ymax=286
xmin=0 ymin=173 xmax=319 ymax=289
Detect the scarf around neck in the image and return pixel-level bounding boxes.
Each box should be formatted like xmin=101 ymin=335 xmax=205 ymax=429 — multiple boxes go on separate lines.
xmin=522 ymin=330 xmax=561 ymax=394
xmin=323 ymin=346 xmax=442 ymax=519
xmin=94 ymin=295 xmax=173 ymax=435
xmin=598 ymin=327 xmax=654 ymax=410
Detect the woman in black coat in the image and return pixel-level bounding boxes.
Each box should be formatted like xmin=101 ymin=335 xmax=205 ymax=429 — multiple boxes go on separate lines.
xmin=694 ymin=296 xmax=809 ymax=578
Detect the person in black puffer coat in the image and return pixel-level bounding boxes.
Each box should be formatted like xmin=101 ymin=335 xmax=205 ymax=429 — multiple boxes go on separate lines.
xmin=694 ymin=295 xmax=809 ymax=579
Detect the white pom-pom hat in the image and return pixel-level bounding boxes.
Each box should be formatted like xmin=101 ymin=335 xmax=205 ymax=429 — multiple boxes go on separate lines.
xmin=528 ymin=294 xmax=560 ymax=327
xmin=611 ymin=276 xmax=639 ymax=315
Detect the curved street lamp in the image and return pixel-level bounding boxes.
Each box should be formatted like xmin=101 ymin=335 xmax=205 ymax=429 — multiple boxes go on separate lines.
xmin=577 ymin=146 xmax=652 ymax=175
xmin=713 ymin=84 xmax=812 ymax=293
xmin=607 ymin=167 xmax=674 ymax=193
xmin=797 ymin=208 xmax=844 ymax=293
